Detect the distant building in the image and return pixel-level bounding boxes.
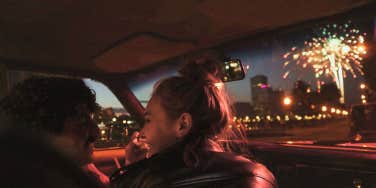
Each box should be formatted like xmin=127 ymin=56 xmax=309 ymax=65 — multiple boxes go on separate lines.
xmin=269 ymin=89 xmax=284 ymax=115
xmin=251 ymin=75 xmax=271 ymax=114
xmin=250 ymin=75 xmax=285 ymax=115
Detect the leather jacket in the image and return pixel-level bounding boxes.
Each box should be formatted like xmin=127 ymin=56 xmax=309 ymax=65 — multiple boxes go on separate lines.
xmin=111 ymin=143 xmax=277 ymax=188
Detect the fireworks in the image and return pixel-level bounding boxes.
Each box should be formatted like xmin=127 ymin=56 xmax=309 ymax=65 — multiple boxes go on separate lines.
xmin=283 ymin=21 xmax=367 ymax=103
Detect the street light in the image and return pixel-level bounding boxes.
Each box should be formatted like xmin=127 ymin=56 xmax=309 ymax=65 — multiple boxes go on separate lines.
xmin=360 ymin=83 xmax=366 ymax=90
xmin=283 ymin=96 xmax=292 ymax=106
xmin=101 ymin=130 xmax=106 ymax=135
xmin=321 ymin=106 xmax=328 ymax=112
xmin=331 ymin=108 xmax=336 ymax=113
xmin=361 ymin=95 xmax=366 ymax=100
xmin=336 ymin=109 xmax=341 ymax=115
xmin=342 ymin=110 xmax=349 ymax=116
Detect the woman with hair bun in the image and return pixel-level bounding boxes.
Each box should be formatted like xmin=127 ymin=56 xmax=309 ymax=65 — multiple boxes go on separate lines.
xmin=111 ymin=55 xmax=277 ymax=188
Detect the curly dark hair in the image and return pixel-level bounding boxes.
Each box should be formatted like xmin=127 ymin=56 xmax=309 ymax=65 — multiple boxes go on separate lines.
xmin=0 ymin=77 xmax=99 ymax=134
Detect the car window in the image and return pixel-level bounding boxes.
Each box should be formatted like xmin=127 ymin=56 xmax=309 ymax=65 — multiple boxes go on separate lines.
xmin=129 ymin=14 xmax=376 ymax=143
xmin=84 ymin=79 xmax=139 ymax=148
xmin=0 ymin=69 xmax=137 ymax=148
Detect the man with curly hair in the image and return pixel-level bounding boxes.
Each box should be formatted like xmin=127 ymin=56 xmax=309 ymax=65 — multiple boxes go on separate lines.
xmin=0 ymin=77 xmax=109 ymax=187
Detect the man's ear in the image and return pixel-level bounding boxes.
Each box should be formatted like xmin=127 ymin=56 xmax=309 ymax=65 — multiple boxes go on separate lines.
xmin=175 ymin=113 xmax=192 ymax=139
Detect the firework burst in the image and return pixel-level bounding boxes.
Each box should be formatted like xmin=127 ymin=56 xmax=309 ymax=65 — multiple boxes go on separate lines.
xmin=283 ymin=21 xmax=367 ymax=103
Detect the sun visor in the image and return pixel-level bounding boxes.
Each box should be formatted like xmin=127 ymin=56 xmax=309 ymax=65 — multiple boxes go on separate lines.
xmin=94 ymin=34 xmax=195 ymax=73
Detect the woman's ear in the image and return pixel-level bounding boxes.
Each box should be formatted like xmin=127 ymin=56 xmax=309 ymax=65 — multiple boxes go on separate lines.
xmin=175 ymin=113 xmax=192 ymax=139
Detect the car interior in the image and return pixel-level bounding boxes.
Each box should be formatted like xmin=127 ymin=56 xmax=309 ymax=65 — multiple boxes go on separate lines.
xmin=1 ymin=1 xmax=376 ymax=187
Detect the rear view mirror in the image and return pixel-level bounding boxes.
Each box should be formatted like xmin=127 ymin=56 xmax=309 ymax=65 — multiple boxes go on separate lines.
xmin=221 ymin=59 xmax=246 ymax=82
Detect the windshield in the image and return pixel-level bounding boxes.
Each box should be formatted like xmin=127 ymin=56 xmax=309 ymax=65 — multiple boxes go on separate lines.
xmin=128 ymin=13 xmax=376 ymax=144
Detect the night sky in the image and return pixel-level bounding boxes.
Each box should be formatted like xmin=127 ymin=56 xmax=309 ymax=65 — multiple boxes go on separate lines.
xmin=223 ymin=40 xmax=365 ymax=105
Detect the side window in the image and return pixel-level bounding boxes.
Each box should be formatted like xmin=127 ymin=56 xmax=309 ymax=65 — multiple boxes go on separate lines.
xmin=85 ymin=79 xmax=140 ymax=148
xmin=0 ymin=69 xmax=138 ymax=148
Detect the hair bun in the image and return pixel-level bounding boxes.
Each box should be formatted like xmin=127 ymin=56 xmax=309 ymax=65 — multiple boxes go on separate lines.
xmin=179 ymin=53 xmax=223 ymax=84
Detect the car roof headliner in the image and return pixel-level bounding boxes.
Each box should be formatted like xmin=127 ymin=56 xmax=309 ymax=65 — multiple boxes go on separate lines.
xmin=0 ymin=0 xmax=374 ymax=76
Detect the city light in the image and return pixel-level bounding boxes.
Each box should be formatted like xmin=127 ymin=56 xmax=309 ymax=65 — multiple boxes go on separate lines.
xmin=361 ymin=94 xmax=366 ymax=100
xmin=257 ymin=83 xmax=269 ymax=89
xmin=342 ymin=110 xmax=349 ymax=116
xmin=304 ymin=115 xmax=313 ymax=120
xmin=285 ymin=115 xmax=290 ymax=121
xmin=101 ymin=130 xmax=106 ymax=135
xmin=283 ymin=96 xmax=293 ymax=106
xmin=362 ymin=99 xmax=367 ymax=104
xmin=98 ymin=122 xmax=106 ymax=128
xmin=295 ymin=115 xmax=303 ymax=121
xmin=336 ymin=109 xmax=341 ymax=114
xmin=360 ymin=83 xmax=366 ymax=89
xmin=112 ymin=117 xmax=117 ymax=122
xmin=331 ymin=108 xmax=336 ymax=113
xmin=321 ymin=106 xmax=328 ymax=112
xmin=230 ymin=62 xmax=239 ymax=67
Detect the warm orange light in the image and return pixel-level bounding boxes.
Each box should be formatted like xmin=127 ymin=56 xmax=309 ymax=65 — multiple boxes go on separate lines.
xmin=342 ymin=110 xmax=349 ymax=116
xmin=354 ymin=133 xmax=362 ymax=141
xmin=321 ymin=106 xmax=328 ymax=112
xmin=360 ymin=83 xmax=366 ymax=89
xmin=336 ymin=109 xmax=341 ymax=114
xmin=283 ymin=97 xmax=292 ymax=106
xmin=331 ymin=108 xmax=336 ymax=113
xmin=361 ymin=95 xmax=366 ymax=100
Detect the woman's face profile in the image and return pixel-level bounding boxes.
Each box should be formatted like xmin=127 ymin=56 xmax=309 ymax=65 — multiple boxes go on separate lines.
xmin=141 ymin=96 xmax=179 ymax=155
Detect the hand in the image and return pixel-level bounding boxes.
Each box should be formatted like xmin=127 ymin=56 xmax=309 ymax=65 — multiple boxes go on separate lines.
xmin=124 ymin=131 xmax=151 ymax=166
